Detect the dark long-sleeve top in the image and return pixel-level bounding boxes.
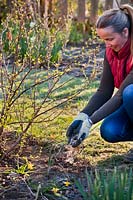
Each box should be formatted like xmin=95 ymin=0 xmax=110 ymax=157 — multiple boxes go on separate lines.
xmin=82 ymin=55 xmax=133 ymax=124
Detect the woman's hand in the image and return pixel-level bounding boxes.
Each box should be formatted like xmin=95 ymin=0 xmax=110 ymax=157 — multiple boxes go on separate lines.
xmin=66 ymin=112 xmax=92 ymax=147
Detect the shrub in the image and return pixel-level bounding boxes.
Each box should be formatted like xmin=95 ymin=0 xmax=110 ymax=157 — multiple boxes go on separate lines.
xmin=0 ymin=0 xmax=94 ymax=159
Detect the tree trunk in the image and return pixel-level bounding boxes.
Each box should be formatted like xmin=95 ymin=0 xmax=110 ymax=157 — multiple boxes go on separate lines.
xmin=40 ymin=0 xmax=49 ymax=17
xmin=48 ymin=0 xmax=52 ymax=16
xmin=60 ymin=0 xmax=68 ymax=19
xmin=77 ymin=0 xmax=86 ymax=23
xmin=90 ymin=0 xmax=99 ymax=25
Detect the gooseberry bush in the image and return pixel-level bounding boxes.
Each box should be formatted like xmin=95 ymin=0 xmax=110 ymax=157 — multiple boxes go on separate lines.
xmin=0 ymin=1 xmax=94 ymax=159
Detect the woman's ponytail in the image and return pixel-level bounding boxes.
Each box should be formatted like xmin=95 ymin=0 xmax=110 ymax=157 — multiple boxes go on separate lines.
xmin=120 ymin=4 xmax=133 ymax=55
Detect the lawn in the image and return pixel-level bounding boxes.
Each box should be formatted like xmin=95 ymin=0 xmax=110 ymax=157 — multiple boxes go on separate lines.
xmin=0 ymin=71 xmax=133 ymax=200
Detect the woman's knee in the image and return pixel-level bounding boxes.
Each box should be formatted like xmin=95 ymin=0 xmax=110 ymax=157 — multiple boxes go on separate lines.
xmin=123 ymin=84 xmax=133 ymax=103
xmin=100 ymin=120 xmax=119 ymax=143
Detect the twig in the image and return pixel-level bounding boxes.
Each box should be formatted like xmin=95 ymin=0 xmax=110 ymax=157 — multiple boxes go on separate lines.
xmin=41 ymin=196 xmax=49 ymax=200
xmin=0 ymin=183 xmax=19 ymax=197
xmin=22 ymin=178 xmax=36 ymax=197
xmin=35 ymin=183 xmax=41 ymax=200
xmin=22 ymin=178 xmax=49 ymax=200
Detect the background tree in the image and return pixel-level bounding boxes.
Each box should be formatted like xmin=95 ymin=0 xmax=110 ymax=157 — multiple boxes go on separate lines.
xmin=77 ymin=0 xmax=86 ymax=23
xmin=90 ymin=0 xmax=99 ymax=25
xmin=40 ymin=0 xmax=48 ymax=17
xmin=54 ymin=0 xmax=68 ymax=22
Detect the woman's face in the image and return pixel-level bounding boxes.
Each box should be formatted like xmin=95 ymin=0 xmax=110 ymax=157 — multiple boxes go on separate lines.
xmin=96 ymin=26 xmax=129 ymax=52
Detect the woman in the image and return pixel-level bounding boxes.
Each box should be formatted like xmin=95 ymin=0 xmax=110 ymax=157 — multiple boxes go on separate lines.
xmin=66 ymin=4 xmax=133 ymax=160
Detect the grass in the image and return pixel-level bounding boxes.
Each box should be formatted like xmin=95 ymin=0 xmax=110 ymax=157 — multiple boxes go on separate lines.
xmin=18 ymin=70 xmax=132 ymax=173
xmin=25 ymin=74 xmax=100 ymax=141
xmin=0 ymin=68 xmax=132 ymax=165
xmin=1 ymin=70 xmax=133 ymax=200
xmin=9 ymin=70 xmax=132 ymax=162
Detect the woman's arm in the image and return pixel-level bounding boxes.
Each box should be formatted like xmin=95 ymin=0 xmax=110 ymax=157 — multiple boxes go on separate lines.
xmin=89 ymin=66 xmax=133 ymax=124
xmin=82 ymin=56 xmax=114 ymax=117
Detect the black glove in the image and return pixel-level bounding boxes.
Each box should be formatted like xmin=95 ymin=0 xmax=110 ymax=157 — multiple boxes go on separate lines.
xmin=66 ymin=112 xmax=92 ymax=147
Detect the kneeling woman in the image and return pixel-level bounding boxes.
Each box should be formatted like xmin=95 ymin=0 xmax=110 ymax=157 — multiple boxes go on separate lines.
xmin=66 ymin=4 xmax=133 ymax=160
